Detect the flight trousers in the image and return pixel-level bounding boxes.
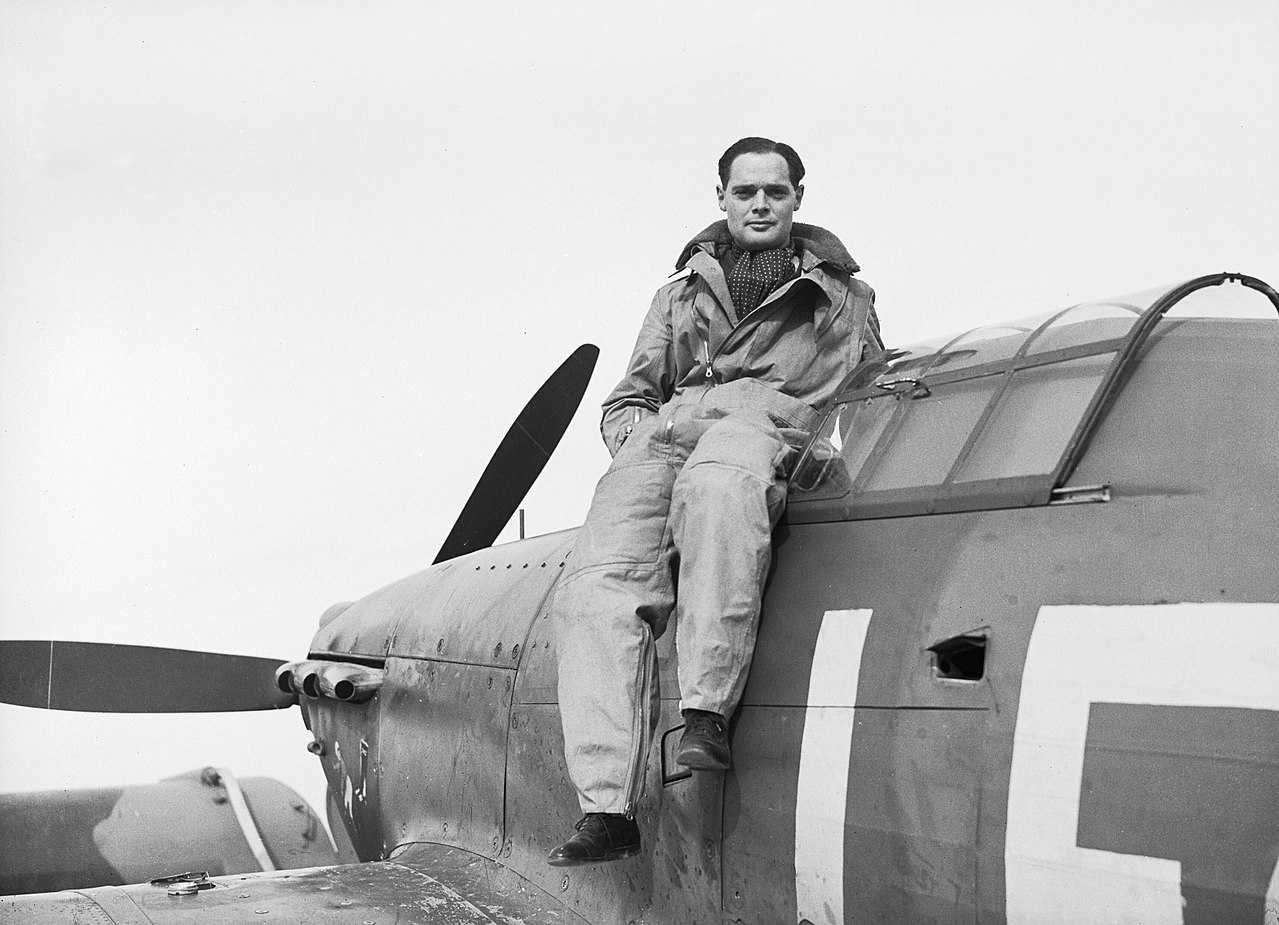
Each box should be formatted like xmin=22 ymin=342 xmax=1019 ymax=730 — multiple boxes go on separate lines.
xmin=555 ymin=398 xmax=798 ymax=815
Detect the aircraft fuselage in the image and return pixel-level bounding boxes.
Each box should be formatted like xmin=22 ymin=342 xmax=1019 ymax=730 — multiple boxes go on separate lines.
xmin=304 ymin=316 xmax=1279 ymax=923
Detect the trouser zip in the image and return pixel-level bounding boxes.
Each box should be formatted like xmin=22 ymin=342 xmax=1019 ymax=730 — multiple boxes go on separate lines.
xmin=619 ymin=633 xmax=654 ymax=819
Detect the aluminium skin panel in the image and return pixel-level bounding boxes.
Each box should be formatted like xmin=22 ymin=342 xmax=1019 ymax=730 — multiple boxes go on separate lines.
xmin=510 ymin=596 xmax=724 ymax=923
xmin=308 ymin=530 xmax=574 ymax=664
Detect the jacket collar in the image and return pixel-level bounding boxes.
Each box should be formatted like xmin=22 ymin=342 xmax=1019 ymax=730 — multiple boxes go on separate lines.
xmin=673 ymin=220 xmax=860 ymax=275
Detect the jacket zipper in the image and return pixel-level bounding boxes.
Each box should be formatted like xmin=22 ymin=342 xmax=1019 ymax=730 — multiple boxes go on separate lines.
xmin=703 ymin=338 xmax=714 ymax=381
xmin=710 ymin=275 xmax=807 ymax=372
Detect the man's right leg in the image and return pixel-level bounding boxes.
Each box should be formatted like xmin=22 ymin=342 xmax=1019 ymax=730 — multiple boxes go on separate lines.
xmin=551 ymin=418 xmax=678 ymax=862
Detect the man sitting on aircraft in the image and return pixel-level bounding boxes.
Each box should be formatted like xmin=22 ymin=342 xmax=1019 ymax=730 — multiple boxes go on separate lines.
xmin=549 ymin=137 xmax=882 ymax=866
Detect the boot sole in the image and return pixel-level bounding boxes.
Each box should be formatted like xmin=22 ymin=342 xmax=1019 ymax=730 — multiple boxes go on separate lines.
xmin=675 ymin=745 xmax=731 ymax=771
xmin=546 ymin=843 xmax=641 ymax=867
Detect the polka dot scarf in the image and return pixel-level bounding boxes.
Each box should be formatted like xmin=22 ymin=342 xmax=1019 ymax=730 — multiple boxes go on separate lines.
xmin=726 ymin=243 xmax=797 ymax=322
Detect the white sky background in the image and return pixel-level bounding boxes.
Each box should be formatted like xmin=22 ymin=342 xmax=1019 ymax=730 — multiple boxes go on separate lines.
xmin=1 ymin=0 xmax=1276 ymax=835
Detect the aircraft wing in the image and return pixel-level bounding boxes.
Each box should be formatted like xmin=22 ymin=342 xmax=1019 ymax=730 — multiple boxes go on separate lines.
xmin=0 ymin=843 xmax=589 ymax=925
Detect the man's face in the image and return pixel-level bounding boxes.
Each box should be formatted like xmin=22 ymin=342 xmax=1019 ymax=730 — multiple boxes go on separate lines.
xmin=717 ymin=151 xmax=804 ymax=251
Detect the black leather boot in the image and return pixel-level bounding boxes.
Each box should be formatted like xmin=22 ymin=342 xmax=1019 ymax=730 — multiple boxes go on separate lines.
xmin=546 ymin=813 xmax=641 ymax=866
xmin=676 ymin=709 xmax=731 ymax=770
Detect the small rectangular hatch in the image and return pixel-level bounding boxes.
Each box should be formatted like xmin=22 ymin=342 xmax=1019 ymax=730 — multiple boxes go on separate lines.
xmin=927 ymin=633 xmax=987 ymax=682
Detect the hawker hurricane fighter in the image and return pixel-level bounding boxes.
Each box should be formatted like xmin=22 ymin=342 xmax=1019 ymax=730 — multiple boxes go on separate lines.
xmin=2 ymin=272 xmax=1277 ymax=924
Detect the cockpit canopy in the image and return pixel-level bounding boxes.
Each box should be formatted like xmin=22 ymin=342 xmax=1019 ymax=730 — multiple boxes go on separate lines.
xmin=789 ymin=273 xmax=1279 ymax=520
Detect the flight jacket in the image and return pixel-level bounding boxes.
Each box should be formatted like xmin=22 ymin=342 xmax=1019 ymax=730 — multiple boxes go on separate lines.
xmin=599 ymin=220 xmax=881 ymax=454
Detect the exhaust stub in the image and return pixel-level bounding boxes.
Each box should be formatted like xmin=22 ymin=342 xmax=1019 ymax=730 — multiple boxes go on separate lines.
xmin=288 ymin=661 xmax=327 ymax=699
xmin=315 ymin=663 xmax=385 ymax=703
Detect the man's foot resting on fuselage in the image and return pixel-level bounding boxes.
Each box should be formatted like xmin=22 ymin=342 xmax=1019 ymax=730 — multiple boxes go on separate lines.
xmin=546 ymin=813 xmax=641 ymax=866
xmin=676 ymin=709 xmax=731 ymax=770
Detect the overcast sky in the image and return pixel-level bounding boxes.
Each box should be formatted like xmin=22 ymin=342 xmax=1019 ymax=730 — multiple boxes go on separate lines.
xmin=1 ymin=1 xmax=1276 ymax=831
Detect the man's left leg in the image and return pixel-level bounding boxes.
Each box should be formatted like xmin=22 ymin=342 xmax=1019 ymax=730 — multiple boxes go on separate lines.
xmin=668 ymin=409 xmax=792 ymax=769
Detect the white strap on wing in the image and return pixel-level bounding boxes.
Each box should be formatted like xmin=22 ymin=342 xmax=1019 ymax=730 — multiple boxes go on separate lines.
xmin=215 ymin=766 xmax=276 ymax=872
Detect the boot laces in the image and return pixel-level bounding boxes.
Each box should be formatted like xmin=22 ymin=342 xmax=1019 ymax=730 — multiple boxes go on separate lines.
xmin=687 ymin=712 xmax=725 ymax=736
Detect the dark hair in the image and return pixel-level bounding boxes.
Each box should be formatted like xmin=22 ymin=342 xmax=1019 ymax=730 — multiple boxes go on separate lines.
xmin=717 ymin=137 xmax=805 ymax=188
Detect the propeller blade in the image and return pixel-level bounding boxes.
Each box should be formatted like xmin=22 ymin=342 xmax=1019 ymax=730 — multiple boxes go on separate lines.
xmin=432 ymin=343 xmax=599 ymax=564
xmin=0 ymin=641 xmax=295 ymax=713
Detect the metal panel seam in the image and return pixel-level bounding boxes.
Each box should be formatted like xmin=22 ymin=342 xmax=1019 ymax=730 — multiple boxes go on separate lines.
xmin=70 ymin=887 xmax=154 ymax=925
